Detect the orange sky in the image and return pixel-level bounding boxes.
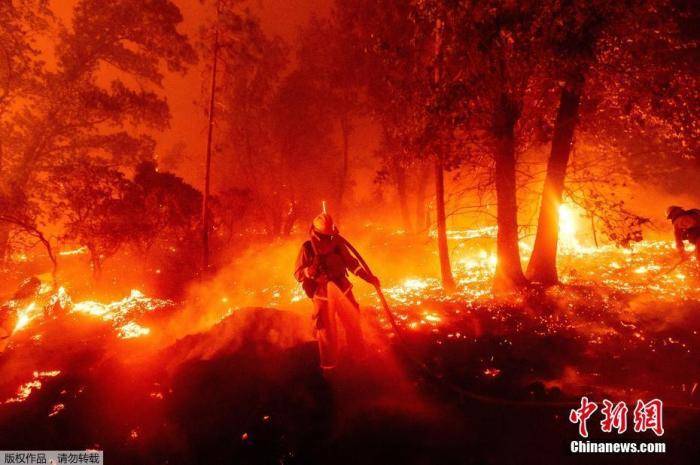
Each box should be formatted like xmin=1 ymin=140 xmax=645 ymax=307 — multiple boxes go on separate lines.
xmin=49 ymin=0 xmax=332 ymax=188
xmin=161 ymin=0 xmax=333 ymax=188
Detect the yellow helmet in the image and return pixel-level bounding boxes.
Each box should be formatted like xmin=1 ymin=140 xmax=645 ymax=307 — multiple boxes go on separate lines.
xmin=311 ymin=213 xmax=336 ymax=235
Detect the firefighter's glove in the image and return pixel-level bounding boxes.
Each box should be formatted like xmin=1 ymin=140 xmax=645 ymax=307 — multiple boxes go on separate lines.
xmin=305 ymin=263 xmax=319 ymax=279
xmin=365 ymin=273 xmax=381 ymax=288
xmin=357 ymin=268 xmax=380 ymax=288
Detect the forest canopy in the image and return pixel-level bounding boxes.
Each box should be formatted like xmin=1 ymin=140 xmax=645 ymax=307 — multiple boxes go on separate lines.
xmin=0 ymin=0 xmax=697 ymax=293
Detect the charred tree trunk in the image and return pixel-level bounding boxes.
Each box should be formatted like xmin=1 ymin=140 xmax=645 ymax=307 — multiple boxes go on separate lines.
xmin=393 ymin=160 xmax=413 ymax=234
xmin=88 ymin=245 xmax=101 ymax=281
xmin=270 ymin=208 xmax=282 ymax=237
xmin=590 ymin=214 xmax=599 ymax=248
xmin=282 ymin=201 xmax=297 ymax=236
xmin=202 ymin=0 xmax=221 ymax=274
xmin=434 ymin=153 xmax=456 ymax=292
xmin=35 ymin=229 xmax=57 ymax=284
xmin=0 ymin=215 xmax=56 ymax=282
xmin=431 ymin=17 xmax=453 ymax=291
xmin=415 ymin=161 xmax=431 ymax=235
xmin=526 ymin=75 xmax=583 ymax=285
xmin=0 ymin=136 xmax=8 ymax=264
xmin=493 ymin=94 xmax=527 ymax=291
xmin=0 ymin=224 xmax=8 ymax=266
xmin=336 ymin=114 xmax=350 ymax=217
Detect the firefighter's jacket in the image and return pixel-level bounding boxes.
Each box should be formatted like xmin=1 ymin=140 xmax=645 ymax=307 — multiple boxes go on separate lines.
xmin=294 ymin=235 xmax=370 ymax=299
xmin=673 ymin=209 xmax=700 ymax=250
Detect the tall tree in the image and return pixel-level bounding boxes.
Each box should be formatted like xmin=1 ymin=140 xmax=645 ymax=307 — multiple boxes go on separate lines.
xmin=0 ymin=0 xmax=49 ymax=263
xmin=297 ymin=17 xmax=364 ymax=216
xmin=270 ymin=69 xmax=342 ymax=231
xmin=201 ymin=0 xmax=221 ymax=272
xmin=446 ymin=1 xmax=549 ymax=290
xmin=8 ymin=0 xmax=195 ymax=189
xmin=0 ymin=0 xmax=195 ymax=266
xmin=527 ymin=0 xmax=621 ymax=284
xmin=431 ymin=15 xmax=455 ymax=291
xmin=336 ymin=0 xmax=457 ymax=290
xmin=528 ymin=0 xmax=698 ymax=283
xmin=212 ymin=4 xmax=290 ymax=237
xmin=48 ymin=159 xmax=139 ymax=279
xmin=0 ymin=0 xmax=46 ymax=115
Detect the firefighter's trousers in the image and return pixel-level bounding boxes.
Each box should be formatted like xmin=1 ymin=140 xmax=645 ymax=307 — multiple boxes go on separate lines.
xmin=313 ymin=281 xmax=365 ymax=369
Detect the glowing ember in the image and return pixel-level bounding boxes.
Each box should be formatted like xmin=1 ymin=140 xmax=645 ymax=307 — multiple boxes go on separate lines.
xmin=290 ymin=286 xmax=306 ymax=303
xmin=58 ymin=246 xmax=88 ymax=256
xmin=70 ymin=289 xmax=169 ymax=338
xmin=4 ymin=380 xmax=42 ymax=404
xmin=118 ymin=321 xmax=151 ymax=339
xmin=430 ymin=226 xmax=497 ymax=240
xmin=13 ymin=302 xmax=42 ymax=334
xmin=383 ymin=278 xmax=441 ymax=305
xmin=48 ymin=286 xmax=72 ymax=309
xmin=48 ymin=403 xmax=66 ymax=417
xmin=403 ymin=279 xmax=430 ymax=290
xmin=6 ymin=287 xmax=170 ymax=340
xmin=4 ymin=370 xmax=61 ymax=404
xmin=633 ymin=264 xmax=661 ymax=274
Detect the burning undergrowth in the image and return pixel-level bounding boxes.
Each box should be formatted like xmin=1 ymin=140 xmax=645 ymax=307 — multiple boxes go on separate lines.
xmin=160 ymin=307 xmax=312 ymax=373
xmin=0 ymin=291 xmax=317 ymax=458
xmin=388 ymin=283 xmax=700 ymax=407
xmin=351 ymin=237 xmax=700 ymax=408
xmin=1 ymin=227 xmax=699 ymax=463
xmin=0 ymin=294 xmax=437 ymax=464
xmin=3 ymin=232 xmax=700 ymax=407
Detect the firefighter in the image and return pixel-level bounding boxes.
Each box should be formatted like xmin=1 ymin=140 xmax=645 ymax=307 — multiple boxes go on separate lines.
xmin=666 ymin=206 xmax=700 ymax=261
xmin=294 ymin=212 xmax=380 ymax=371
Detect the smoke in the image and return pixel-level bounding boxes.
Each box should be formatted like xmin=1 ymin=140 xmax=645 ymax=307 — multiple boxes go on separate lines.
xmin=625 ymin=183 xmax=700 ymax=239
xmin=155 ymin=227 xmax=441 ymax=370
xmin=160 ymin=307 xmax=312 ymax=374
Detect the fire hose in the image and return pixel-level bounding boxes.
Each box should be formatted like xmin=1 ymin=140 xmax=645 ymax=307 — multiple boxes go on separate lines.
xmin=341 ymin=236 xmax=700 ymax=412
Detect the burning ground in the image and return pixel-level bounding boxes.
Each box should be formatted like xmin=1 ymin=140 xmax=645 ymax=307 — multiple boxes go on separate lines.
xmin=1 ymin=227 xmax=700 ymax=464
